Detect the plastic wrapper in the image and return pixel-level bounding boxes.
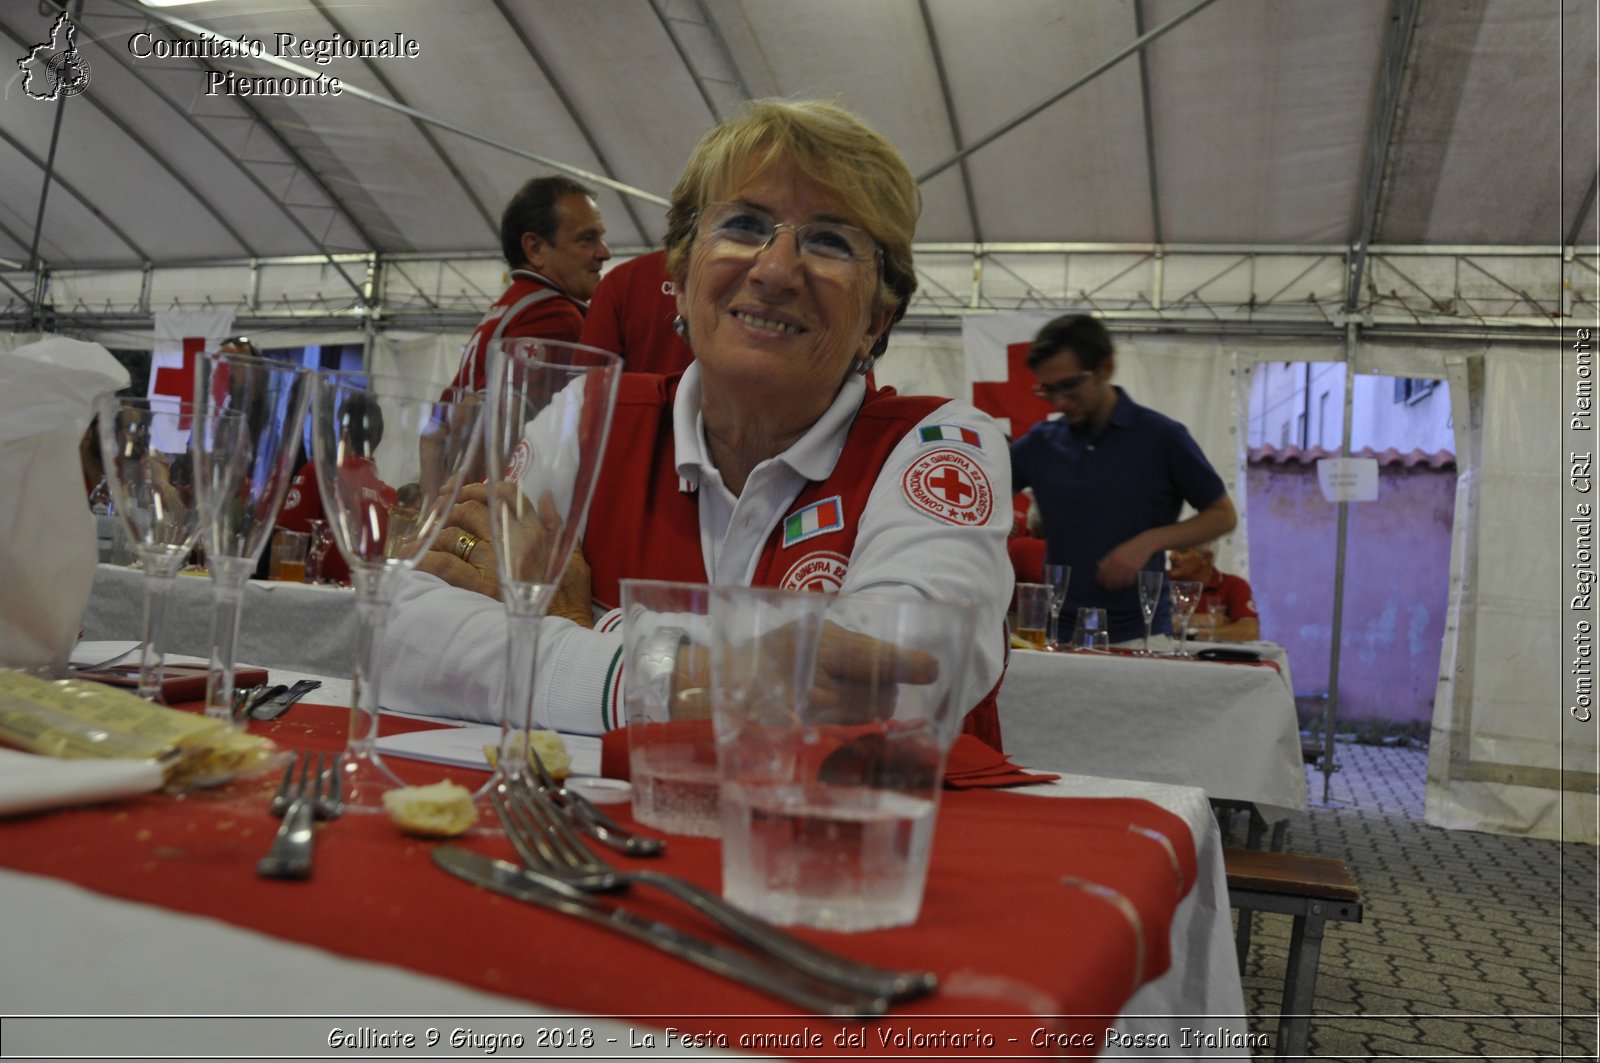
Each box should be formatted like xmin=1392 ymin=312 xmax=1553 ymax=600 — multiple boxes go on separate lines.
xmin=0 ymin=337 xmax=129 ymax=675
xmin=0 ymin=669 xmax=277 ymax=791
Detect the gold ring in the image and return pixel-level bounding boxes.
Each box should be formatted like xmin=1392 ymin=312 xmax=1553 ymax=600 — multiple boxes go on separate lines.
xmin=452 ymin=532 xmax=480 ymax=561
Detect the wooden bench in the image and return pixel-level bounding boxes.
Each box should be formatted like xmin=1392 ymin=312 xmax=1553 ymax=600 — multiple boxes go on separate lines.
xmin=1225 ymin=847 xmax=1363 ymax=1062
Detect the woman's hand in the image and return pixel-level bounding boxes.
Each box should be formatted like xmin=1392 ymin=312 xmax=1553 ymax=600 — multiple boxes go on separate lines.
xmin=667 ymin=620 xmax=940 ymax=722
xmin=417 ymin=483 xmax=500 ymax=599
xmin=549 ymin=544 xmax=593 ymax=627
xmin=416 ymin=483 xmax=595 ymax=626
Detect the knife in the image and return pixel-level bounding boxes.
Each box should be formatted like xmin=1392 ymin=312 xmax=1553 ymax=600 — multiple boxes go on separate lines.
xmin=431 ymin=846 xmax=888 ymax=1018
xmin=250 ymin=679 xmax=322 ymax=720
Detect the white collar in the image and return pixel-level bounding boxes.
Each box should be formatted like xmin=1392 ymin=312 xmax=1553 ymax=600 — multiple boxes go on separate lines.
xmin=672 ymin=363 xmax=866 ymax=491
xmin=509 ymin=268 xmax=588 ymax=308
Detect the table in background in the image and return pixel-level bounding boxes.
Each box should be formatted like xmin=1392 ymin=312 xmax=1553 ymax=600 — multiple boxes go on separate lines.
xmin=81 ymin=563 xmax=356 ymax=678
xmin=998 ymin=641 xmax=1307 ymax=822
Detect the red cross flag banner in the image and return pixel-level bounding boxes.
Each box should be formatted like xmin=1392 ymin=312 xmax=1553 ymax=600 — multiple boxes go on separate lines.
xmin=961 ymin=311 xmax=1060 ymax=440
xmin=150 ymin=308 xmax=235 ymax=405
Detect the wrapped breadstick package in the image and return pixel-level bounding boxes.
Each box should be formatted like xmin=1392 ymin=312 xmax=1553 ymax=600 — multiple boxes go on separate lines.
xmin=0 ymin=670 xmax=277 ymax=791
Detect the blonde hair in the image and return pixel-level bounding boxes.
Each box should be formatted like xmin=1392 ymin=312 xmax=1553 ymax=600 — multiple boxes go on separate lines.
xmin=664 ymin=98 xmax=920 ymax=356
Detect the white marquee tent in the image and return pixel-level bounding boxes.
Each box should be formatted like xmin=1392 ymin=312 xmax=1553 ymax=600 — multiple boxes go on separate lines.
xmin=1 ymin=0 xmax=1595 ymax=841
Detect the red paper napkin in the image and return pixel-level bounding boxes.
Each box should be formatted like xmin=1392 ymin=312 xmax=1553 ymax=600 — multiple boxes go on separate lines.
xmin=942 ymin=733 xmax=1061 ymax=789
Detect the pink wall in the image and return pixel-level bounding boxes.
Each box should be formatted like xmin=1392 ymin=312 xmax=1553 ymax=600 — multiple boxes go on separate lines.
xmin=1246 ymin=459 xmax=1457 ymax=727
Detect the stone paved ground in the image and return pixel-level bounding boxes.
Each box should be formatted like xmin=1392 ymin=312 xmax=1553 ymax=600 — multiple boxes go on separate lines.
xmin=1231 ymin=742 xmax=1598 ymax=1060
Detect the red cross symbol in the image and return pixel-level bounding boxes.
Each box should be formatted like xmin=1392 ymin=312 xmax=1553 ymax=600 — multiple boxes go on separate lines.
xmin=151 ymin=337 xmax=228 ymax=428
xmin=927 ymin=465 xmax=976 ymax=507
xmin=971 ymin=340 xmax=1053 ymax=439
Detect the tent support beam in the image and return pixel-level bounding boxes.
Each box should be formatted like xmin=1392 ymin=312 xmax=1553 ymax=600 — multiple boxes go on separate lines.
xmin=1317 ymin=324 xmax=1361 ymax=802
xmin=1345 ymin=0 xmax=1420 ymax=312
xmin=490 ymin=0 xmax=655 ymax=242
xmin=1133 ymin=0 xmax=1165 ymax=245
xmin=4 ymin=10 xmax=260 ymax=262
xmin=311 ymin=0 xmax=497 ymax=239
xmin=919 ymin=0 xmax=984 ymax=244
xmin=23 ymin=5 xmax=79 ymax=277
xmin=77 ymin=0 xmax=373 ymax=300
xmin=917 ymin=0 xmax=1221 ymax=184
xmin=1567 ymin=171 xmax=1598 ymax=250
xmin=0 ymin=123 xmax=148 ymax=263
xmin=649 ymin=0 xmax=750 ymax=124
xmin=120 ymin=0 xmax=668 ymax=210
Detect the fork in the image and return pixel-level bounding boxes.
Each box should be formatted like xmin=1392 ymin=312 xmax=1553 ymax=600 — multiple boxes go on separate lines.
xmin=257 ymin=751 xmax=329 ymax=879
xmin=268 ymin=751 xmax=345 ymax=820
xmin=492 ymin=777 xmax=937 ymax=1003
xmin=526 ymin=748 xmax=664 ymax=856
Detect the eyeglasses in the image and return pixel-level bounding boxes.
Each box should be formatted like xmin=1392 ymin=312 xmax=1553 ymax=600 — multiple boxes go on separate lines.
xmin=1032 ymin=372 xmax=1094 ymax=398
xmin=696 ymin=202 xmax=880 ymax=271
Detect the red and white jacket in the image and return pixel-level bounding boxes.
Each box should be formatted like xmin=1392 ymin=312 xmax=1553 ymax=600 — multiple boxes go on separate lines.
xmin=445 ymin=269 xmax=586 ymax=396
xmin=383 ymin=365 xmax=1012 ymax=743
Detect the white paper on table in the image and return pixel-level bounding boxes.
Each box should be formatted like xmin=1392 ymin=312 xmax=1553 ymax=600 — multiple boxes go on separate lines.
xmin=69 ymin=640 xmax=141 ymax=669
xmin=376 ymin=726 xmax=602 ymax=778
xmin=0 ymin=749 xmax=164 ymax=817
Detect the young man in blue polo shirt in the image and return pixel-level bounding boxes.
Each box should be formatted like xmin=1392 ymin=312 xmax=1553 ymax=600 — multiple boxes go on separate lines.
xmin=1009 ymin=314 xmax=1238 ymax=643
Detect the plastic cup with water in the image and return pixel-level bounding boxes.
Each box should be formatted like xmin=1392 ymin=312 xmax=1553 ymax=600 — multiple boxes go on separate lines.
xmin=621 ymin=579 xmax=719 ymax=837
xmin=708 ymin=586 xmax=979 ymax=932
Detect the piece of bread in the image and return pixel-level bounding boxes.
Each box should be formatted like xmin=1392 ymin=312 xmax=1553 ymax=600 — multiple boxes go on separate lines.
xmin=382 ymin=780 xmax=476 ymax=837
xmin=481 ymin=729 xmax=571 ymax=780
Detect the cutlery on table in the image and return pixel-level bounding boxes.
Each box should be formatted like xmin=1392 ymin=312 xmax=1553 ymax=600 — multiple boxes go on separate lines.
xmin=432 ymin=846 xmax=887 ymax=1017
xmin=493 ymin=776 xmax=937 ymax=1004
xmin=257 ymin=751 xmax=340 ymax=879
xmin=527 ymin=747 xmax=664 ymax=857
xmin=250 ymin=679 xmax=322 ymax=720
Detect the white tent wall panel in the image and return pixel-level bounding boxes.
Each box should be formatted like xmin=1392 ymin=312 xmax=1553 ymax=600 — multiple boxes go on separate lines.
xmin=874 ymin=332 xmax=968 ymax=412
xmin=1425 ymin=345 xmax=1597 ymax=842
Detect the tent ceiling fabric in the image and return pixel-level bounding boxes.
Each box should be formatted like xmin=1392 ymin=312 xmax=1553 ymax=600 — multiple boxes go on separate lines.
xmin=0 ymin=0 xmax=1593 ymax=275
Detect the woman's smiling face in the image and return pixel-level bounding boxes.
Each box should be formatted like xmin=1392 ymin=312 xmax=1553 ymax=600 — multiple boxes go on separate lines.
xmin=677 ymin=157 xmax=889 ymax=407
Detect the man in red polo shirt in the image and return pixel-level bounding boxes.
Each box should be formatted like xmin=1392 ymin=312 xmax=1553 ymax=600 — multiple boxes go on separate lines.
xmin=446 ymin=175 xmax=611 ymax=394
xmin=1169 ymin=543 xmax=1260 ymax=642
xmin=579 ymin=249 xmax=694 ymax=374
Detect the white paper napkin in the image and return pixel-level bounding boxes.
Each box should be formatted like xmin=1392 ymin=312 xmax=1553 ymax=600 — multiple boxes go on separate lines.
xmin=0 ymin=749 xmax=164 ymax=817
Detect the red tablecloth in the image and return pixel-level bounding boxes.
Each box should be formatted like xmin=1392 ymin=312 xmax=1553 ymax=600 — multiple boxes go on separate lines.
xmin=0 ymin=703 xmax=1196 ymax=1059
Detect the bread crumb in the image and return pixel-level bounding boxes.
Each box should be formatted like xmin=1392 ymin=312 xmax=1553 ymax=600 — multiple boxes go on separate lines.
xmin=382 ymin=780 xmax=476 ymax=837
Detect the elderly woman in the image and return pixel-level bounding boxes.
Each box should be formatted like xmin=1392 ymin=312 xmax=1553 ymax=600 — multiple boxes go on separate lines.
xmin=383 ymin=98 xmax=1012 ymax=744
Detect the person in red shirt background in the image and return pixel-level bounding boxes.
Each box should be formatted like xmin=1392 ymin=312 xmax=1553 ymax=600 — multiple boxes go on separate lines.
xmin=579 ymin=249 xmax=694 ymax=374
xmin=445 ymin=175 xmax=610 ymax=396
xmin=1168 ymin=543 xmax=1260 ymax=641
xmin=1006 ymin=491 xmax=1045 ymax=585
xmin=276 ymin=392 xmax=395 ymax=584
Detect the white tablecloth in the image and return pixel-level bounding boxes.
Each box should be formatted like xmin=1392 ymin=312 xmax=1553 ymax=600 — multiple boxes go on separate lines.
xmin=80 ymin=563 xmax=358 ymax=678
xmin=998 ymin=642 xmax=1308 ymax=822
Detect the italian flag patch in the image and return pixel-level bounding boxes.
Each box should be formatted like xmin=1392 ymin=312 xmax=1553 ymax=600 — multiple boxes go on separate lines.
xmin=918 ymin=424 xmax=982 ymax=449
xmin=783 ymin=496 xmax=844 ymax=547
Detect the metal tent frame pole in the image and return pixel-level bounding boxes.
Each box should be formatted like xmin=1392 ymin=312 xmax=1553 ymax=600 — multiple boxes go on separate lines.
xmin=1318 ymin=324 xmax=1361 ymax=802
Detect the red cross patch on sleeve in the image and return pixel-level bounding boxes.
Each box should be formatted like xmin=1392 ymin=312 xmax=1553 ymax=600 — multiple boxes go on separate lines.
xmin=902 ymin=448 xmax=994 ymax=526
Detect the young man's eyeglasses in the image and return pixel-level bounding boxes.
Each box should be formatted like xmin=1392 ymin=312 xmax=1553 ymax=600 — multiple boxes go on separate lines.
xmin=696 ymin=202 xmax=880 ymax=272
xmin=1032 ymin=371 xmax=1094 ymax=398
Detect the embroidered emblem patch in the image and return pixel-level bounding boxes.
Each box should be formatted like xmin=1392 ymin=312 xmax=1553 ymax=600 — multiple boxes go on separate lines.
xmin=782 ymin=496 xmax=844 ymax=548
xmin=780 ymin=550 xmax=850 ymax=592
xmin=902 ymin=448 xmax=994 ymax=526
xmin=504 ymin=438 xmax=531 ymax=482
xmin=917 ymin=424 xmax=982 ymax=450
